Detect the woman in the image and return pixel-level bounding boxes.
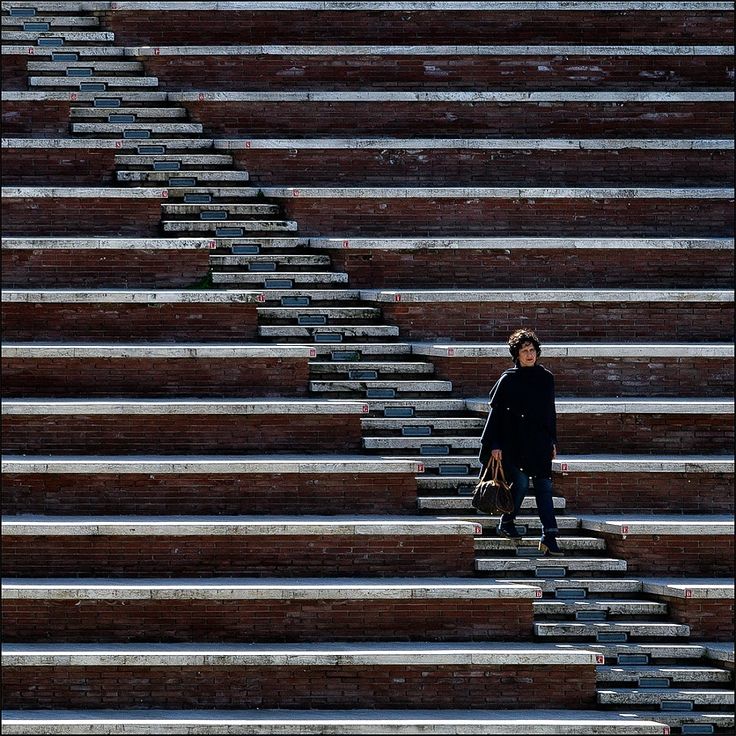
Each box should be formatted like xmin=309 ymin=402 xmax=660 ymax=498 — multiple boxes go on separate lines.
xmin=478 ymin=329 xmax=562 ymax=556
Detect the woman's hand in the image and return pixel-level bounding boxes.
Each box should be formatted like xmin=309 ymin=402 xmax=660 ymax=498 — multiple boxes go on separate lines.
xmin=491 ymin=449 xmax=502 ymax=461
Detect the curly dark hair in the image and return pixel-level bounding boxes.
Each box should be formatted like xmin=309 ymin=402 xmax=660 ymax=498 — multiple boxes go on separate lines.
xmin=508 ymin=329 xmax=542 ymax=365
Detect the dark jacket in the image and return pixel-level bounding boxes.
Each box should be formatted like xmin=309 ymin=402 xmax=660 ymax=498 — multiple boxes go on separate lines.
xmin=478 ymin=364 xmax=557 ymax=477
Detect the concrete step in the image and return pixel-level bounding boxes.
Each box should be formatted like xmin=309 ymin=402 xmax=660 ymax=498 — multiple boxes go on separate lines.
xmin=363 ymin=417 xmax=483 ymax=431
xmin=28 ymin=61 xmax=142 ymax=73
xmin=598 ymin=687 xmax=734 ymax=706
xmin=0 ymin=709 xmax=673 ymax=734
xmin=610 ymin=710 xmax=734 ymax=731
xmin=71 ymin=122 xmax=204 ymax=134
xmin=3 ymin=30 xmax=115 ymax=42
xmin=262 ymin=325 xmax=399 ymax=339
xmin=421 ymin=496 xmax=566 ymax=511
xmin=364 ymin=399 xmax=467 ymax=413
xmin=72 ymin=107 xmax=189 ymax=119
xmin=117 ymin=154 xmax=234 ymax=166
xmin=3 ymin=15 xmax=100 ymax=27
xmin=120 ymin=170 xmax=250 ymax=183
xmin=535 ymin=599 xmax=668 ymax=617
xmin=311 ymin=361 xmax=434 ymax=376
xmin=167 ymin=204 xmax=280 ymax=216
xmin=254 ymin=289 xmax=361 ymax=302
xmin=215 ymin=271 xmax=341 ymax=285
xmin=398 ymin=454 xmax=483 ymax=475
xmin=477 ymin=536 xmax=598 ymax=554
xmin=477 ymin=558 xmax=628 ymax=574
xmin=365 ymin=436 xmax=479 ymax=451
xmin=171 ymin=221 xmax=298 ymax=234
xmin=308 ymin=343 xmax=413 ymax=358
xmin=215 ymin=256 xmax=331 ymax=267
xmin=509 ymin=578 xmax=644 ymax=596
xmin=259 ymin=307 xmax=381 ymax=320
xmin=31 ymin=75 xmax=159 ymax=87
xmin=597 ymin=665 xmax=733 ymax=684
xmin=535 ymin=621 xmax=690 ymax=638
xmin=585 ymin=642 xmax=710 ymax=663
xmin=311 ymin=380 xmax=453 ymax=394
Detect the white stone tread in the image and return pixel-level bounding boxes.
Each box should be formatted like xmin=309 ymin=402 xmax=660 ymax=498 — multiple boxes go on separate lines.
xmin=0 ymin=708 xmax=672 ymax=735
xmin=596 ymin=665 xmax=732 ymax=683
xmin=597 ymin=688 xmax=734 ymax=705
xmin=261 ymin=326 xmax=400 ymax=337
xmin=476 ymin=557 xmax=627 ymax=572
xmin=506 ymin=579 xmax=643 ymax=594
xmin=1 ymin=577 xmax=540 ymax=601
xmin=535 ymin=621 xmax=690 ymax=637
xmin=1 ymin=343 xmax=314 ymax=358
xmin=120 ymin=171 xmax=250 ymax=182
xmin=2 ymin=290 xmax=266 ymax=304
xmin=467 ymin=396 xmax=735 ymax=414
xmin=478 ymin=537 xmax=602 ymax=551
xmin=32 ymin=76 xmax=159 ymax=87
xmin=534 ymin=599 xmax=667 ymax=615
xmin=640 ymin=578 xmax=735 ymax=599
xmin=214 ymin=272 xmax=345 ymax=283
xmin=366 ymin=437 xmax=480 ymax=450
xmin=311 ymin=380 xmax=452 ymax=392
xmin=419 ymin=496 xmax=565 ymax=510
xmin=579 ymin=514 xmax=735 ymax=536
xmin=0 ymin=515 xmax=478 ymax=537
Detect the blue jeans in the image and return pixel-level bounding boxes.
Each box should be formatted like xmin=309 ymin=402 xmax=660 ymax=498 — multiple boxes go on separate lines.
xmin=501 ymin=461 xmax=559 ymax=536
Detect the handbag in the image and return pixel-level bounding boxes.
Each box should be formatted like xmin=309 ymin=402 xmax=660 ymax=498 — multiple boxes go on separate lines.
xmin=471 ymin=456 xmax=515 ymax=515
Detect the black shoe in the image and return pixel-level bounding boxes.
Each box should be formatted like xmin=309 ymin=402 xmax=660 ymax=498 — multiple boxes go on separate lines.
xmin=497 ymin=520 xmax=523 ymax=539
xmin=539 ymin=534 xmax=564 ymax=557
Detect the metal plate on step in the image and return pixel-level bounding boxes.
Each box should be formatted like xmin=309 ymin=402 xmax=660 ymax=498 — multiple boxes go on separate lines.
xmin=349 ymin=370 xmax=378 ymax=380
xmin=402 ymin=426 xmax=431 ymax=437
xmin=438 ymin=465 xmax=469 ymax=476
xmin=52 ymin=52 xmax=78 ymax=61
xmin=10 ymin=7 xmax=36 ymax=15
xmin=123 ymin=130 xmax=150 ymax=139
xmin=109 ymin=114 xmax=135 ymax=123
xmin=366 ymin=389 xmax=396 ymax=399
xmin=248 ymin=262 xmax=277 ymax=272
xmin=80 ymin=82 xmax=106 ymax=91
xmin=617 ymin=654 xmax=649 ymax=665
xmin=681 ymin=725 xmax=715 ymax=735
xmin=169 ymin=177 xmax=197 ymax=187
xmin=184 ymin=193 xmax=211 ymax=203
xmin=516 ymin=547 xmax=544 ymax=557
xmin=314 ymin=333 xmax=342 ymax=343
xmin=216 ymin=227 xmax=244 ymax=237
xmin=201 ymin=210 xmax=227 ymax=220
xmin=24 ymin=22 xmax=50 ymax=31
xmin=661 ymin=701 xmax=694 ymax=712
xmin=420 ymin=445 xmax=450 ymax=456
xmin=536 ymin=567 xmax=566 ymax=578
xmin=265 ymin=279 xmax=293 ymax=289
xmin=94 ymin=98 xmax=121 ymax=108
xmin=331 ymin=350 xmax=360 ymax=361
xmin=154 ymin=161 xmax=181 ymax=171
xmin=232 ymin=244 xmax=259 ymax=255
xmin=299 ymin=315 xmax=328 ymax=325
xmin=639 ymin=677 xmax=671 ymax=689
xmin=282 ymin=296 xmax=310 ymax=307
xmin=556 ymin=589 xmax=586 ymax=599
xmin=38 ymin=38 xmax=64 ymax=47
xmin=67 ymin=67 xmax=93 ymax=77
xmin=576 ymin=610 xmax=607 ymax=622
xmin=384 ymin=407 xmax=414 ymax=418
xmin=596 ymin=632 xmax=628 ymax=643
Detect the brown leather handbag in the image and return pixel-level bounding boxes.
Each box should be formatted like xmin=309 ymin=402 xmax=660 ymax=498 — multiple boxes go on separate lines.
xmin=471 ymin=456 xmax=515 ymax=515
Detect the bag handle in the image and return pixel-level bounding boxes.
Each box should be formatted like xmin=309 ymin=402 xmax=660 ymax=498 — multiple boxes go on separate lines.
xmin=491 ymin=456 xmax=509 ymax=485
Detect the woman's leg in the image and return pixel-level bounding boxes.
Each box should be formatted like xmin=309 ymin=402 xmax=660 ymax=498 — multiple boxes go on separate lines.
xmin=532 ymin=476 xmax=558 ymax=534
xmin=500 ymin=461 xmax=530 ymax=524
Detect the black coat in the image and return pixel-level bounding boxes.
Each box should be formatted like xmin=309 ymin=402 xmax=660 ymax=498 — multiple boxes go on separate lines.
xmin=478 ymin=364 xmax=557 ymax=477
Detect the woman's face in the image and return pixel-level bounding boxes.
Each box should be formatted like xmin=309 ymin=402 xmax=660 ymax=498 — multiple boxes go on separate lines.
xmin=518 ymin=341 xmax=538 ymax=367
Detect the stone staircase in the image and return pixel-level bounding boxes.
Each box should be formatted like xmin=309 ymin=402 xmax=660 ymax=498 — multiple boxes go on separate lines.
xmin=2 ymin=2 xmax=734 ymax=734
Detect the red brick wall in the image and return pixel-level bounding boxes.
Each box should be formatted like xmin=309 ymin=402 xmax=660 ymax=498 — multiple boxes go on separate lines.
xmin=327 ymin=249 xmax=735 ymax=289
xmin=185 ymin=101 xmax=734 ymax=138
xmin=2 ymin=534 xmax=476 ymax=577
xmin=666 ymin=598 xmax=734 ymax=642
xmin=1 ymin=55 xmax=28 ymax=91
xmin=1 ymin=101 xmax=73 ymax=137
xmin=233 ymin=149 xmax=733 ymax=188
xmin=555 ymin=472 xmax=734 ymax=514
xmin=103 ymin=10 xmax=731 ymax=44
xmin=2 ymin=413 xmax=363 ymax=455
xmin=1 ymin=357 xmax=309 ymax=398
xmin=2 ymin=662 xmax=596 ymax=709
xmin=556 ymin=415 xmax=734 ymax=456
xmin=2 ymin=598 xmax=532 ymax=643
xmin=1 ymin=472 xmax=417 ymax=516
xmin=2 ymin=197 xmax=163 ymax=236
xmin=282 ymin=198 xmax=734 ymax=238
xmin=429 ymin=356 xmax=733 ymax=398
xmin=1 ymin=302 xmax=259 ymax=342
xmin=601 ymin=534 xmax=734 ymax=576
xmin=144 ymin=55 xmax=733 ymax=91
xmin=1 ymin=149 xmax=119 ymax=186
xmin=379 ymin=302 xmax=733 ymax=342
xmin=1 ymin=250 xmax=210 ymax=288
